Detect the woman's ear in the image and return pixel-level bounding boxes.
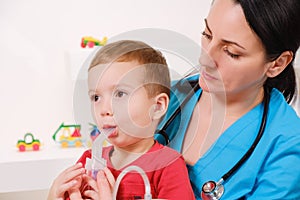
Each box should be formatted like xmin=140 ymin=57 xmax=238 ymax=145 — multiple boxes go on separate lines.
xmin=152 ymin=93 xmax=169 ymax=120
xmin=266 ymin=51 xmax=293 ymax=78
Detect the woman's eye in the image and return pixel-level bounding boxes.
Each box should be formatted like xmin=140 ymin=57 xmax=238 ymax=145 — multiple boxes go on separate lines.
xmin=202 ymin=31 xmax=212 ymax=40
xmin=224 ymin=47 xmax=240 ymax=59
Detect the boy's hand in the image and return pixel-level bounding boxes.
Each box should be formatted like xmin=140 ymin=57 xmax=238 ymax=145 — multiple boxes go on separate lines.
xmin=81 ymin=167 xmax=115 ymax=200
xmin=47 ymin=163 xmax=85 ymax=200
xmin=97 ymin=167 xmax=115 ymax=199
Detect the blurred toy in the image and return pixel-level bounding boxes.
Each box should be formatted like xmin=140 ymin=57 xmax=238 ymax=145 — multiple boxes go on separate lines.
xmin=81 ymin=36 xmax=107 ymax=48
xmin=89 ymin=123 xmax=101 ymax=141
xmin=17 ymin=133 xmax=41 ymax=152
xmin=52 ymin=123 xmax=83 ymax=148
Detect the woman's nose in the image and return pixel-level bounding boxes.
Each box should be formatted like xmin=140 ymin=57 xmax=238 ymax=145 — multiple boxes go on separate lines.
xmin=199 ymin=47 xmax=217 ymax=69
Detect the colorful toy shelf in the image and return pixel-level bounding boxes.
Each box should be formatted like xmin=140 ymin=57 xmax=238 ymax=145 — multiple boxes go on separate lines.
xmin=0 ymin=141 xmax=86 ymax=193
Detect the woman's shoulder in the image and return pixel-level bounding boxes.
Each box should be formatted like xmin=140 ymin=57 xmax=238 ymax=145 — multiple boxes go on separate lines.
xmin=168 ymin=74 xmax=200 ymax=104
xmin=269 ymin=89 xmax=300 ymax=129
xmin=266 ymin=88 xmax=300 ymax=142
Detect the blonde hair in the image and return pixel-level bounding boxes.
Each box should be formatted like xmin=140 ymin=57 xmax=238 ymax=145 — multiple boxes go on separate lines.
xmin=89 ymin=40 xmax=170 ymax=97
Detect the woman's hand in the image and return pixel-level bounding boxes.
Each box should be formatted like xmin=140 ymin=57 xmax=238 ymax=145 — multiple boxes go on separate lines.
xmin=47 ymin=163 xmax=85 ymax=200
xmin=82 ymin=167 xmax=115 ymax=200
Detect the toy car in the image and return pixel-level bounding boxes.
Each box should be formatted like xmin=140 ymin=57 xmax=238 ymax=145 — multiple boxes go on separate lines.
xmin=17 ymin=133 xmax=41 ymax=152
xmin=52 ymin=123 xmax=83 ymax=148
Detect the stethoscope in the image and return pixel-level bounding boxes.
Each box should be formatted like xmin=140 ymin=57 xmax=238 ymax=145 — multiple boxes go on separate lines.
xmin=156 ymin=80 xmax=270 ymax=200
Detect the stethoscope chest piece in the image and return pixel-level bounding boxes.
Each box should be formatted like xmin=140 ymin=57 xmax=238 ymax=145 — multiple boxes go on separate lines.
xmin=201 ymin=180 xmax=224 ymax=200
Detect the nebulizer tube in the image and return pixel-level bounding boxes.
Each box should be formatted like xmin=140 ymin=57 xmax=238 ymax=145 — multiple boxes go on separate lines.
xmin=113 ymin=165 xmax=152 ymax=200
xmin=85 ymin=133 xmax=107 ymax=179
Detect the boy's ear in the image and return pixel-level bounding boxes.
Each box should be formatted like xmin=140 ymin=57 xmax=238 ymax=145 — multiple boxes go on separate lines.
xmin=152 ymin=93 xmax=169 ymax=120
xmin=266 ymin=51 xmax=293 ymax=78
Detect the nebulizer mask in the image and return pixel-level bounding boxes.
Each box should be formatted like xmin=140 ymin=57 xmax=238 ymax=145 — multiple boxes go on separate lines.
xmin=85 ymin=129 xmax=153 ymax=200
xmin=85 ymin=131 xmax=107 ymax=179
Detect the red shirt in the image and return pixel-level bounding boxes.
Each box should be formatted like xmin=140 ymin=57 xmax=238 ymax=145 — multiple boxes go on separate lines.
xmin=77 ymin=141 xmax=195 ymax=200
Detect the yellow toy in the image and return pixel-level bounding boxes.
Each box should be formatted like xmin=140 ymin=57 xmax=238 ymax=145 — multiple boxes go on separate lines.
xmin=81 ymin=36 xmax=107 ymax=48
xmin=52 ymin=123 xmax=83 ymax=148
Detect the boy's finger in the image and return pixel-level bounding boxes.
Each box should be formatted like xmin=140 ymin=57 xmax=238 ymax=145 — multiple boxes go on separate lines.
xmin=82 ymin=174 xmax=98 ymax=192
xmin=97 ymin=171 xmax=113 ymax=199
xmin=64 ymin=163 xmax=83 ymax=173
xmin=103 ymin=167 xmax=115 ymax=188
xmin=56 ymin=179 xmax=78 ymax=196
xmin=83 ymin=190 xmax=98 ymax=200
xmin=60 ymin=164 xmax=85 ymax=183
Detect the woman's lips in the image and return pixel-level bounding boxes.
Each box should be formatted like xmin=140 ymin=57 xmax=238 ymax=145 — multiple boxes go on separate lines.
xmin=202 ymin=70 xmax=217 ymax=80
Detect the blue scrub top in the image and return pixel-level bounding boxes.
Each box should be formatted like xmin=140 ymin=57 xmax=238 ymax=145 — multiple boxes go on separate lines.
xmin=156 ymin=74 xmax=300 ymax=199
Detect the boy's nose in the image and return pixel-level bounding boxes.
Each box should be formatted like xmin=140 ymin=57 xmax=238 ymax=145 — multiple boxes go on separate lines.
xmin=100 ymin=107 xmax=113 ymax=116
xmin=101 ymin=110 xmax=113 ymax=116
xmin=100 ymin=99 xmax=113 ymax=116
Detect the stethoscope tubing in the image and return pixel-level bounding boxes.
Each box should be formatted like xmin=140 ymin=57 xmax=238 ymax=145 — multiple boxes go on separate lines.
xmin=221 ymin=86 xmax=270 ymax=182
xmin=202 ymin=86 xmax=271 ymax=199
xmin=156 ymin=81 xmax=200 ymax=145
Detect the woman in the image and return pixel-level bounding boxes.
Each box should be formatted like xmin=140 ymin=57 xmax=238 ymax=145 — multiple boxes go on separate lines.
xmin=156 ymin=0 xmax=300 ymax=199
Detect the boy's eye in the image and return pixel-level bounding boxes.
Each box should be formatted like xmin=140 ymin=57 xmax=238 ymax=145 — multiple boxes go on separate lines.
xmin=114 ymin=90 xmax=127 ymax=98
xmin=90 ymin=94 xmax=100 ymax=102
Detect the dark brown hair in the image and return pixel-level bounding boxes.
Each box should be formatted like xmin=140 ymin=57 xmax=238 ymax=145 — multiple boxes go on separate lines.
xmin=234 ymin=0 xmax=300 ymax=102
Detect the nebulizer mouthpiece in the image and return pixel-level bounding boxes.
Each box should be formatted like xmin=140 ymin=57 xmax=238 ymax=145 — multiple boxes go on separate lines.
xmin=86 ymin=128 xmax=113 ymax=179
xmin=85 ymin=128 xmax=153 ymax=200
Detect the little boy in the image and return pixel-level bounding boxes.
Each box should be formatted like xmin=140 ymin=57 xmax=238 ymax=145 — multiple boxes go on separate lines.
xmin=48 ymin=40 xmax=195 ymax=200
